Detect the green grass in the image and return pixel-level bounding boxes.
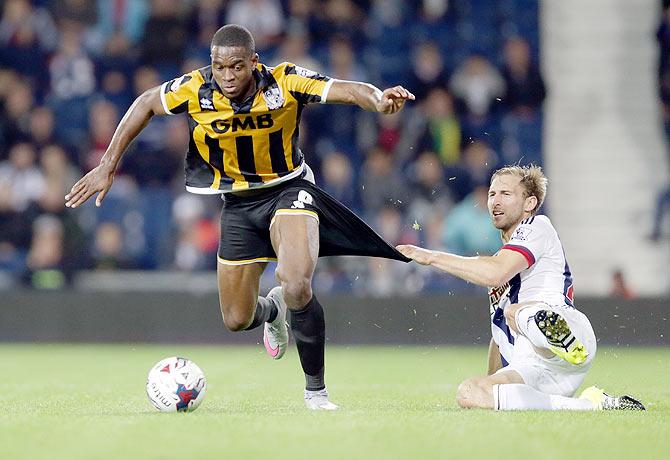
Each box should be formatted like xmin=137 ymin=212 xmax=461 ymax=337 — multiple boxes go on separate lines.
xmin=1 ymin=345 xmax=669 ymax=460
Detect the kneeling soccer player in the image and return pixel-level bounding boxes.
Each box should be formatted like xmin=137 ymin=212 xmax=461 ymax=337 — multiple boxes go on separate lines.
xmin=397 ymin=165 xmax=644 ymax=411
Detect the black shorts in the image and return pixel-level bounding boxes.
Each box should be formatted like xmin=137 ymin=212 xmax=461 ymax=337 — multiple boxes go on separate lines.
xmin=217 ymin=177 xmax=410 ymax=265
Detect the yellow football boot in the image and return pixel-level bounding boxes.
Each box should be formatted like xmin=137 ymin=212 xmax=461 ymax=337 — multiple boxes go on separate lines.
xmin=534 ymin=310 xmax=589 ymax=365
xmin=579 ymin=386 xmax=646 ymax=411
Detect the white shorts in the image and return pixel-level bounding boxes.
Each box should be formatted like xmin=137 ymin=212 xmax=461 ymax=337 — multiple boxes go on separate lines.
xmin=496 ymin=304 xmax=597 ymax=397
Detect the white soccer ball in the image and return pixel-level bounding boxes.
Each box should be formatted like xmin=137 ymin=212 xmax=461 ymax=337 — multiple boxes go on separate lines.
xmin=146 ymin=356 xmax=207 ymax=413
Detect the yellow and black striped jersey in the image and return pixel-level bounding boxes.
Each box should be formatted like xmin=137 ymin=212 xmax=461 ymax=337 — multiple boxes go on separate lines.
xmin=159 ymin=62 xmax=333 ymax=193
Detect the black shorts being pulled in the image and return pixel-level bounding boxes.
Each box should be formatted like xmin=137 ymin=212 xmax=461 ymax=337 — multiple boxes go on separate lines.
xmin=217 ymin=177 xmax=410 ymax=265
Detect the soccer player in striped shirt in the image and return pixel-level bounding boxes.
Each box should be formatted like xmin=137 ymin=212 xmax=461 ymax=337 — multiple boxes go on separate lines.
xmin=66 ymin=24 xmax=414 ymax=410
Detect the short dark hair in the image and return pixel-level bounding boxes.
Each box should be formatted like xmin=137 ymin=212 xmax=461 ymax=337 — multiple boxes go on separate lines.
xmin=211 ymin=24 xmax=255 ymax=55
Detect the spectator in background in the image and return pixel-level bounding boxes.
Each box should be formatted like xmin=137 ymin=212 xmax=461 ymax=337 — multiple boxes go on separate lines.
xmin=500 ymin=36 xmax=546 ymax=165
xmin=651 ymin=186 xmax=670 ymax=241
xmin=376 ymin=111 xmax=404 ymax=153
xmin=2 ymin=78 xmax=35 ymax=147
xmin=653 ymin=6 xmax=670 ymax=242
xmin=0 ymin=70 xmax=19 ymax=153
xmin=285 ymin=0 xmax=322 ymax=42
xmin=273 ymin=30 xmax=322 ymax=72
xmin=130 ymin=66 xmax=167 ymax=149
xmin=360 ymin=146 xmax=409 ymax=218
xmin=657 ymin=5 xmax=670 ymax=141
xmin=83 ymin=99 xmax=119 ymax=170
xmin=49 ymin=0 xmax=97 ymax=29
xmin=450 ymin=54 xmax=505 ymax=119
xmin=442 ymin=183 xmax=500 ymax=256
xmin=186 ymin=0 xmax=227 ymax=63
xmin=320 ymin=150 xmax=358 ymax=210
xmin=122 ymin=116 xmax=187 ymax=268
xmin=24 ymin=214 xmax=66 ymax=288
xmin=411 ymin=0 xmax=454 ymax=60
xmin=446 ymin=140 xmax=498 ymax=202
xmin=609 ymin=268 xmax=635 ymax=300
xmin=140 ymin=0 xmax=188 ymax=77
xmin=47 ymin=19 xmax=97 ymax=148
xmin=319 ymin=34 xmax=369 ymax=155
xmin=0 ymin=0 xmax=58 ymax=82
xmin=82 ymin=99 xmax=139 ymax=237
xmin=406 ymin=151 xmax=452 ymax=249
xmin=226 ymin=0 xmax=284 ymax=54
xmin=171 ymin=194 xmax=218 ymax=271
xmin=318 ymin=0 xmax=366 ymax=52
xmin=37 ymin=143 xmax=87 ymax=278
xmin=501 ymin=37 xmax=546 ymax=116
xmin=92 ymin=221 xmax=134 ymax=270
xmin=416 ymin=87 xmax=462 ymax=166
xmin=367 ymin=206 xmax=412 ymax=296
xmin=29 ymin=107 xmax=58 ymax=152
xmin=0 ymin=148 xmax=34 ymax=276
xmin=87 ymin=0 xmax=149 ymax=55
xmin=367 ymin=0 xmax=411 ymax=86
xmin=38 ymin=144 xmax=80 ymax=216
xmin=0 ymin=142 xmax=44 ymax=213
xmin=407 ymin=41 xmax=449 ymax=102
xmin=97 ymin=69 xmax=134 ymax=116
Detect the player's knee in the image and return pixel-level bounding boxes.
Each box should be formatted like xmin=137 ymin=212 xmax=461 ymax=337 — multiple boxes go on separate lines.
xmin=282 ymin=277 xmax=313 ymax=309
xmin=222 ymin=310 xmax=252 ymax=332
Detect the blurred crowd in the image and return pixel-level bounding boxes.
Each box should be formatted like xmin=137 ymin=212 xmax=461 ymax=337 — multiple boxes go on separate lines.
xmin=653 ymin=0 xmax=670 ymax=243
xmin=0 ymin=0 xmax=545 ymax=293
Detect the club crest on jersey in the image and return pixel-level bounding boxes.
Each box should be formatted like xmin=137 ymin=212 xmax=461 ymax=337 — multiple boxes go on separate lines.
xmin=200 ymin=97 xmax=214 ymax=111
xmin=262 ymin=84 xmax=284 ymax=110
xmin=512 ymin=226 xmax=532 ymax=241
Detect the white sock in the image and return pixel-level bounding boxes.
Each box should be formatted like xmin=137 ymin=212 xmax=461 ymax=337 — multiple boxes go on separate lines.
xmin=493 ymin=384 xmax=594 ymax=411
xmin=515 ymin=306 xmax=552 ymax=350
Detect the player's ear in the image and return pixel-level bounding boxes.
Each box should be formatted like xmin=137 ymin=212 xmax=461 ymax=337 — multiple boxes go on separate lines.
xmin=251 ymin=53 xmax=259 ymax=65
xmin=524 ymin=195 xmax=538 ymax=213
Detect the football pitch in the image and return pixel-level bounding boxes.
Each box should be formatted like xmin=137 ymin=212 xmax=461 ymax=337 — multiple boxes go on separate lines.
xmin=2 ymin=344 xmax=668 ymax=460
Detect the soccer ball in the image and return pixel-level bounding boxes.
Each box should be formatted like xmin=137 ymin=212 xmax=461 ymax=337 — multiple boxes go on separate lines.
xmin=146 ymin=356 xmax=207 ymax=413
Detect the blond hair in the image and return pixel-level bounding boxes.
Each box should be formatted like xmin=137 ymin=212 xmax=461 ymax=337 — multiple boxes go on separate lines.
xmin=491 ymin=165 xmax=548 ymax=214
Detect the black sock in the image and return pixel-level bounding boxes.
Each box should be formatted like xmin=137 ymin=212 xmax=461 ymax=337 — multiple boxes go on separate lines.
xmin=243 ymin=296 xmax=278 ymax=331
xmin=290 ymin=295 xmax=325 ymax=391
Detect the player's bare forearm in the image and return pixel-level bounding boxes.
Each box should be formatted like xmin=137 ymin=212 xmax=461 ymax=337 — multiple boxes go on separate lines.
xmin=65 ymin=86 xmax=165 ymax=208
xmin=396 ymin=245 xmax=512 ymax=287
xmin=396 ymin=245 xmax=528 ymax=287
xmin=425 ymin=251 xmax=503 ymax=287
xmin=327 ymin=80 xmax=414 ymax=113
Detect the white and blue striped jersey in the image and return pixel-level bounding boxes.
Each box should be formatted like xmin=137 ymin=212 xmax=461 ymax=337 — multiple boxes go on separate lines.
xmin=487 ymin=215 xmax=575 ymax=365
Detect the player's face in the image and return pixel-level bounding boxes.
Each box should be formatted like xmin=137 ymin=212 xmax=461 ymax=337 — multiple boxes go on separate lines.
xmin=211 ymin=46 xmax=258 ymax=101
xmin=487 ymin=174 xmax=527 ymax=231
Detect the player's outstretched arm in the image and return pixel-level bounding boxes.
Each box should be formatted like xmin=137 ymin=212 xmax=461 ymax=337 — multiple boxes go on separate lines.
xmin=65 ymin=86 xmax=167 ymax=208
xmin=396 ymin=244 xmax=528 ymax=287
xmin=325 ymin=80 xmax=415 ymax=114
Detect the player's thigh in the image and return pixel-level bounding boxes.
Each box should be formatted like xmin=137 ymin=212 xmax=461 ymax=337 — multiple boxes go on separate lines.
xmin=216 ymin=261 xmax=266 ymax=324
xmin=270 ymin=213 xmax=319 ymax=281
